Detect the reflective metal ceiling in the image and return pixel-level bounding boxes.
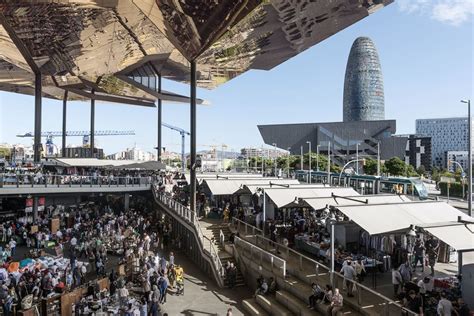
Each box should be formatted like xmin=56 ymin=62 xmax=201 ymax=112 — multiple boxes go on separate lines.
xmin=0 ymin=0 xmax=393 ymax=102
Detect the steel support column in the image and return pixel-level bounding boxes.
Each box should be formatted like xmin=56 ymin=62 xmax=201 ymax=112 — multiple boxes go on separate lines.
xmin=468 ymin=100 xmax=472 ymax=217
xmin=157 ymin=75 xmax=162 ymax=161
xmin=34 ymin=73 xmax=42 ymax=163
xmin=62 ymin=90 xmax=68 ymax=157
xmin=90 ymin=90 xmax=95 ymax=158
xmin=190 ymin=61 xmax=197 ymax=213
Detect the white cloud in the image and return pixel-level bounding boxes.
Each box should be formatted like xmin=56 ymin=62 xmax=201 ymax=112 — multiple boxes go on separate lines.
xmin=397 ymin=0 xmax=431 ymax=14
xmin=398 ymin=0 xmax=474 ymax=26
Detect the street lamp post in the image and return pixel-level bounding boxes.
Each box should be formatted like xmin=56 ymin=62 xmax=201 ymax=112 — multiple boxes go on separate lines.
xmin=377 ymin=142 xmax=381 ymax=177
xmin=356 ymin=143 xmax=359 ymax=174
xmin=316 ymin=145 xmax=320 ymax=172
xmin=327 ymin=141 xmax=331 ymax=185
xmin=461 ymin=99 xmax=472 ymax=216
xmin=287 ymin=147 xmax=291 ymax=178
xmin=272 ymin=143 xmax=277 ymax=177
xmin=306 ymin=141 xmax=311 ymax=184
xmin=338 ymin=158 xmax=366 ymax=185
xmin=300 ymin=146 xmax=304 ymax=175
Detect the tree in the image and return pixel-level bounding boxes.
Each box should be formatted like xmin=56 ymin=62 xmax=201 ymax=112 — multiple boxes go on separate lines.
xmin=363 ymin=158 xmax=378 ymax=175
xmin=416 ymin=165 xmax=426 ymax=176
xmin=431 ymin=167 xmax=440 ymax=182
xmin=384 ymin=157 xmax=408 ymax=176
xmin=0 ymin=147 xmax=10 ymax=159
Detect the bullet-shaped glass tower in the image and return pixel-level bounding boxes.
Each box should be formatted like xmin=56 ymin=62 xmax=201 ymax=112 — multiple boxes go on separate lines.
xmin=343 ymin=37 xmax=385 ymax=122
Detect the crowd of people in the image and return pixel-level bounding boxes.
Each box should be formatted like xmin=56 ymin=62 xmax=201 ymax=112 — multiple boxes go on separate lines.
xmin=0 ymin=193 xmax=186 ymax=316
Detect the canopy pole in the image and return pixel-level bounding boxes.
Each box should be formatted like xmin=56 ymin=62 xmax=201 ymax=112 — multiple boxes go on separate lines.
xmin=90 ymin=90 xmax=95 ymax=158
xmin=190 ymin=60 xmax=197 ymax=213
xmin=157 ymin=74 xmax=162 ymax=162
xmin=34 ymin=73 xmax=42 ymax=163
xmin=62 ymin=90 xmax=68 ymax=157
xmin=458 ymin=251 xmax=463 ymax=276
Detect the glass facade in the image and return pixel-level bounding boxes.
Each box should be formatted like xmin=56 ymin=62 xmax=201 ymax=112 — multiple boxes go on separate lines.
xmin=343 ymin=37 xmax=385 ymax=122
xmin=416 ymin=117 xmax=473 ymax=168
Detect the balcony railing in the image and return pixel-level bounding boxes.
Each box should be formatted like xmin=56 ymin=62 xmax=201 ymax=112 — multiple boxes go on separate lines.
xmin=152 ymin=186 xmax=225 ymax=287
xmin=0 ymin=174 xmax=151 ymax=188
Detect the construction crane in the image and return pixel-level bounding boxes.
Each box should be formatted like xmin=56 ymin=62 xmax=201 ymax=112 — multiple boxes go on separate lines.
xmin=17 ymin=130 xmax=135 ymax=156
xmin=162 ymin=122 xmax=190 ymax=172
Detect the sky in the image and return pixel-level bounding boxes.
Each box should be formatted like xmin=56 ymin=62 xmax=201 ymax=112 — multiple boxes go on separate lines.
xmin=0 ymin=0 xmax=472 ymax=155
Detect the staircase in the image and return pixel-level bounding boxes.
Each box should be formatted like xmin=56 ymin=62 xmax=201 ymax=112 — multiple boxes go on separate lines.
xmin=200 ymin=219 xmax=245 ymax=287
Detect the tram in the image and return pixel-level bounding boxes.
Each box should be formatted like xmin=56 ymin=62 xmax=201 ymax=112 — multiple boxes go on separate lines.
xmin=295 ymin=170 xmax=429 ymax=199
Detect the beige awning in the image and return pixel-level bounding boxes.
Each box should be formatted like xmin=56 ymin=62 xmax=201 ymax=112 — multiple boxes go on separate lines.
xmin=264 ymin=187 xmax=359 ymax=209
xmin=302 ymin=194 xmax=411 ymax=210
xmin=424 ymin=224 xmax=474 ymax=251
xmin=337 ymin=201 xmax=473 ymax=236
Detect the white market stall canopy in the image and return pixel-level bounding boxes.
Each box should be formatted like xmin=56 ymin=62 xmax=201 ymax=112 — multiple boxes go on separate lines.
xmin=201 ymin=179 xmax=300 ymax=196
xmin=423 ymin=224 xmax=474 ymax=252
xmin=337 ymin=201 xmax=473 ymax=237
xmin=239 ymin=183 xmax=327 ymax=195
xmin=184 ymin=173 xmax=264 ymax=184
xmin=264 ymin=187 xmax=359 ymax=209
xmin=301 ymin=194 xmax=412 ymax=211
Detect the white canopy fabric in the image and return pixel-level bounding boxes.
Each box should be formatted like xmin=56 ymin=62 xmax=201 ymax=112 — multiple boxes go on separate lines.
xmin=264 ymin=187 xmax=359 ymax=209
xmin=184 ymin=173 xmax=264 ymax=184
xmin=302 ymin=194 xmax=411 ymax=210
xmin=240 ymin=183 xmax=327 ymax=195
xmin=337 ymin=201 xmax=474 ymax=236
xmin=424 ymin=224 xmax=474 ymax=251
xmin=201 ymin=179 xmax=300 ymax=196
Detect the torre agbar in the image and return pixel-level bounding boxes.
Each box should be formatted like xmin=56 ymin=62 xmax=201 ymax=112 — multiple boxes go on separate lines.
xmin=343 ymin=36 xmax=385 ymax=122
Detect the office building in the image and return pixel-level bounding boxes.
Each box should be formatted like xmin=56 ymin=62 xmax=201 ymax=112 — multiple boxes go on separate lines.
xmin=403 ymin=135 xmax=432 ymax=171
xmin=241 ymin=147 xmax=287 ymax=159
xmin=108 ymin=147 xmax=156 ymax=161
xmin=416 ymin=117 xmax=472 ymax=168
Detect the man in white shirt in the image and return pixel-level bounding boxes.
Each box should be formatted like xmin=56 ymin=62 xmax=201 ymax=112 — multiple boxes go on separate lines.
xmin=8 ymin=239 xmax=16 ymax=257
xmin=70 ymin=236 xmax=77 ymax=249
xmin=340 ymin=261 xmax=356 ymax=297
xmin=119 ymin=286 xmax=129 ymax=308
xmin=437 ymin=292 xmax=453 ymax=316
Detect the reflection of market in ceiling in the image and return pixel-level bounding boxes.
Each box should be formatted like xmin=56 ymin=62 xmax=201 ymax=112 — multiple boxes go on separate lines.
xmin=0 ymin=0 xmax=393 ymax=103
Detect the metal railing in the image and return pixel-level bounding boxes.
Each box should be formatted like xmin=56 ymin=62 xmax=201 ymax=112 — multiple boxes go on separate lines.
xmin=231 ymin=217 xmax=263 ymax=236
xmin=231 ymin=220 xmax=417 ymax=316
xmin=152 ymin=187 xmax=225 ymax=287
xmin=234 ymin=236 xmax=286 ymax=278
xmin=0 ymin=174 xmax=151 ymax=188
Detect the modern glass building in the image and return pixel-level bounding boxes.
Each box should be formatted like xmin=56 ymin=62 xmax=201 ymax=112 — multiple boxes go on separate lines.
xmin=343 ymin=37 xmax=385 ymax=122
xmin=416 ymin=117 xmax=473 ymax=168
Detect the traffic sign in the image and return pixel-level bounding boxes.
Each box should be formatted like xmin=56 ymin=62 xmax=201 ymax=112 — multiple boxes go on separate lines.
xmin=440 ymin=176 xmax=456 ymax=184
